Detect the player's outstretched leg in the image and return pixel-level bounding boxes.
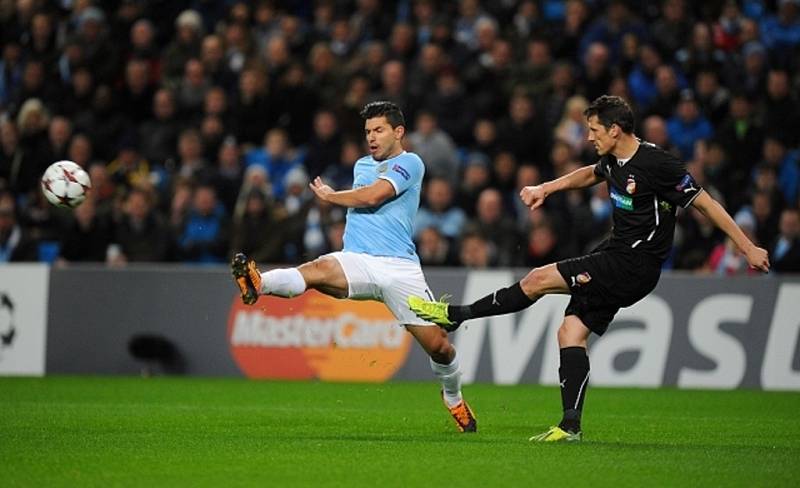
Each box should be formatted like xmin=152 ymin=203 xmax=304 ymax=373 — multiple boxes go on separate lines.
xmin=231 ymin=252 xmax=262 ymax=305
xmin=231 ymin=252 xmax=308 ymax=305
xmin=408 ymin=281 xmax=538 ymax=330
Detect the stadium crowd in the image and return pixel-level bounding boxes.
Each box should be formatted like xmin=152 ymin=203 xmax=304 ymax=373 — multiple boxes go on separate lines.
xmin=0 ymin=0 xmax=799 ymax=273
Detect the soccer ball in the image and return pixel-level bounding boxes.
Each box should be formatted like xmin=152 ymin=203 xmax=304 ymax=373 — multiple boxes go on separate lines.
xmin=41 ymin=160 xmax=92 ymax=208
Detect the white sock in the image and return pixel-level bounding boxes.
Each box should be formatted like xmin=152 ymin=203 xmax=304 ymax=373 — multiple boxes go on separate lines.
xmin=261 ymin=268 xmax=306 ymax=297
xmin=430 ymin=352 xmax=463 ymax=407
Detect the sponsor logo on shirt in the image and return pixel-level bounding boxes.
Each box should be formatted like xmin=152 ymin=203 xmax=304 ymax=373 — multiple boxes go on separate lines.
xmin=392 ymin=164 xmax=410 ymax=180
xmin=610 ymin=188 xmax=633 ymax=211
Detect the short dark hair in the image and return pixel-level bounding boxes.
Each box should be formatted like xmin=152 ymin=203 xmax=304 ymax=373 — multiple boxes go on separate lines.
xmin=584 ymin=95 xmax=635 ymax=133
xmin=360 ymin=101 xmax=405 ymax=128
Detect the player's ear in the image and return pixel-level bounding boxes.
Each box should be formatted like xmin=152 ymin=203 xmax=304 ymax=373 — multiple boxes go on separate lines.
xmin=394 ymin=124 xmax=405 ymax=139
xmin=609 ymin=123 xmax=620 ymax=138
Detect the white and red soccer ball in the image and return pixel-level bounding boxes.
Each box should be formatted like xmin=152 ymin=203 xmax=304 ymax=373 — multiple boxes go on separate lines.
xmin=40 ymin=160 xmax=92 ymax=208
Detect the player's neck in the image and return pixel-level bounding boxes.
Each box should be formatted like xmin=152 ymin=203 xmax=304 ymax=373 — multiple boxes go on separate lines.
xmin=377 ymin=145 xmax=404 ymax=161
xmin=611 ymin=134 xmax=639 ymax=161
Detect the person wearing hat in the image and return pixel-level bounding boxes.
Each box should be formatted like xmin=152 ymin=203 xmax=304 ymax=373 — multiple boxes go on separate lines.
xmin=162 ymin=10 xmax=204 ymax=83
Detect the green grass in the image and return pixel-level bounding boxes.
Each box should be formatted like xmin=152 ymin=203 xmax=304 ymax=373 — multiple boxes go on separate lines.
xmin=1 ymin=377 xmax=799 ymax=487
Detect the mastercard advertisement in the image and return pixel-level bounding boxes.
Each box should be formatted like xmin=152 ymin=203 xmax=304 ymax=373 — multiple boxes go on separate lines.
xmin=227 ymin=290 xmax=413 ymax=381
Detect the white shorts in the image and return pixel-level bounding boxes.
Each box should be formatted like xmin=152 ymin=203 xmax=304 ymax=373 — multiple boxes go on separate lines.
xmin=328 ymin=251 xmax=436 ymax=326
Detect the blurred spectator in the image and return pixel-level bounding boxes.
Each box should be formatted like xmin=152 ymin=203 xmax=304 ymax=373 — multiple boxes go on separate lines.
xmin=578 ymin=42 xmax=613 ymax=108
xmin=415 ymin=177 xmax=467 ymax=240
xmin=417 ymin=225 xmax=457 ymax=267
xmin=0 ymin=191 xmax=37 ymax=261
xmin=232 ymin=67 xmax=275 ymax=146
xmin=244 ymin=128 xmax=301 ymax=200
xmin=471 ymin=188 xmax=522 ymax=266
xmin=306 ymin=43 xmax=344 ymax=109
xmin=694 ymin=69 xmax=730 ymax=125
xmin=214 ymin=137 xmax=244 ymax=215
xmin=200 ymin=34 xmax=236 ymax=94
xmin=230 ymin=188 xmax=287 ymax=264
xmin=496 ymin=93 xmax=549 ymax=168
xmin=457 ymin=228 xmax=494 ymax=268
xmin=642 ymin=115 xmax=679 ymax=157
xmin=578 ymin=0 xmax=647 ymax=63
xmin=162 ymin=10 xmax=203 ymax=83
xmin=274 ymin=62 xmax=318 ymax=145
xmin=667 ymin=90 xmax=713 ymax=160
xmin=651 ymin=0 xmax=693 ymax=58
xmin=120 ymin=59 xmax=155 ymax=125
xmin=761 ymin=69 xmax=800 ymax=147
xmin=176 ymin=58 xmax=210 ymax=120
xmin=174 ymin=128 xmax=209 ymax=183
xmin=525 ymin=218 xmax=563 ymax=267
xmin=58 ymin=66 xmax=94 ymax=121
xmin=139 ymin=88 xmax=180 ymax=167
xmin=716 ymin=93 xmax=763 ymax=209
xmin=551 ymin=0 xmax=590 ymax=59
xmin=0 ymin=120 xmax=22 ymax=190
xmin=45 ymin=116 xmax=73 ymax=164
xmin=79 ymin=85 xmax=129 ymax=161
xmin=113 ymin=188 xmax=170 ymax=263
xmin=676 ymin=21 xmax=726 ymax=79
xmin=646 ymin=64 xmax=684 ymax=119
xmin=408 ymin=111 xmax=460 ymax=185
xmin=0 ymin=41 xmax=23 ymax=112
xmin=772 ymin=208 xmax=800 ymax=272
xmin=303 ymin=109 xmax=342 ymax=179
xmin=15 ymin=98 xmax=50 ymax=194
xmin=704 ymin=211 xmax=761 ymax=275
xmin=58 ymin=196 xmax=113 ymax=262
xmin=74 ymin=6 xmax=118 ymax=85
xmin=176 ymin=184 xmax=229 ymax=263
xmin=554 ymin=95 xmax=589 ymax=156
xmin=759 ymin=0 xmax=800 ymax=64
xmin=424 ymin=68 xmax=474 ymax=146
xmin=456 ymin=152 xmax=491 ymax=217
xmin=756 ymin=136 xmax=799 ymax=205
xmin=127 ymin=19 xmax=161 ymax=83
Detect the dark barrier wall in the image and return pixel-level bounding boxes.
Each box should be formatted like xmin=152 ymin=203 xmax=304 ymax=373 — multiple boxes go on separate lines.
xmin=45 ymin=266 xmax=800 ymax=390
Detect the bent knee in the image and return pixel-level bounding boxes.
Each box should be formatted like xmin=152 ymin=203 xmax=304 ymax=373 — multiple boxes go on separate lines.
xmin=520 ymin=267 xmax=548 ymax=295
xmin=301 ymin=256 xmax=340 ymax=284
xmin=520 ymin=263 xmax=566 ymax=296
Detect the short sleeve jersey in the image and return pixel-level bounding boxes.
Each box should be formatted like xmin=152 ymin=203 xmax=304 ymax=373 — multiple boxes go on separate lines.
xmin=593 ymin=141 xmax=703 ymax=261
xmin=343 ymin=151 xmax=424 ymax=261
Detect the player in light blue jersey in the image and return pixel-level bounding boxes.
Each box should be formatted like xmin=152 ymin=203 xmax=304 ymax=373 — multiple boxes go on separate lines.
xmin=232 ymin=101 xmax=476 ymax=432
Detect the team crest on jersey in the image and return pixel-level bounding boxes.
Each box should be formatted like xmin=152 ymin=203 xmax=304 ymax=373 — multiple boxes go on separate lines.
xmin=570 ymin=272 xmax=592 ymax=288
xmin=376 ymin=162 xmax=388 ymax=174
xmin=626 ymin=176 xmax=636 ymax=194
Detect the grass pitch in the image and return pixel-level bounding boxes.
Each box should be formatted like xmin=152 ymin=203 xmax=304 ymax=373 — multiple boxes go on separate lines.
xmin=1 ymin=377 xmax=798 ymax=487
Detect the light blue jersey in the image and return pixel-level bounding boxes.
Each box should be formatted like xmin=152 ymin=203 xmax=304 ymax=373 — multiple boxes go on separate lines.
xmin=343 ymin=151 xmax=424 ymax=262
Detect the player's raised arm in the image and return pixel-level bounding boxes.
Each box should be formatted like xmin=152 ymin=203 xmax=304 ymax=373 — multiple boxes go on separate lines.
xmin=520 ymin=165 xmax=603 ymax=209
xmin=691 ymin=191 xmax=770 ymax=273
xmin=309 ymin=176 xmax=395 ymax=208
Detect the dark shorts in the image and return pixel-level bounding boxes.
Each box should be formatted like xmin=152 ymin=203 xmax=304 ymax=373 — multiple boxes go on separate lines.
xmin=556 ymin=245 xmax=661 ymax=336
